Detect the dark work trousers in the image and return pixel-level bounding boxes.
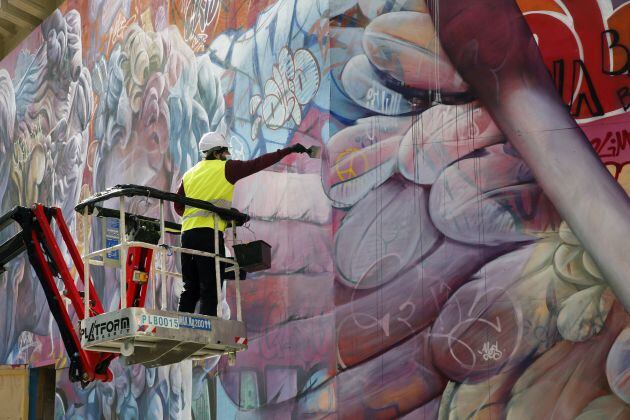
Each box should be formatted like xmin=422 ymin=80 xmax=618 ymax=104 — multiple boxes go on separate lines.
xmin=178 ymin=227 xmax=245 ymax=316
xmin=179 ymin=227 xmax=225 ymax=316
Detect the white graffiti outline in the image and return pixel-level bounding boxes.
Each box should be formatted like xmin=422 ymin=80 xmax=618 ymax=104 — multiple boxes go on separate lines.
xmin=478 ymin=341 xmax=503 ymax=361
xmin=249 ymin=47 xmax=320 ymax=139
xmin=181 ymin=0 xmax=220 ymax=43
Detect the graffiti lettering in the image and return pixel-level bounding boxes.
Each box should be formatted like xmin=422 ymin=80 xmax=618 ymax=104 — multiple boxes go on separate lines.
xmin=108 ymin=11 xmax=136 ymax=52
xmin=478 ymin=341 xmax=503 ymax=361
xmin=366 ymin=85 xmax=401 ymax=115
xmin=250 ymin=47 xmax=320 ymax=138
xmin=590 ymin=130 xmax=630 ymax=159
xmin=601 ymin=29 xmax=629 ymax=76
xmin=334 ymin=147 xmax=368 ymax=181
xmin=428 ymin=282 xmax=452 ymax=312
xmin=396 ymin=302 xmax=415 ymax=330
xmin=552 ymin=59 xmax=605 ymax=117
xmin=181 ymin=0 xmax=220 ymax=43
xmin=569 ymin=60 xmax=604 ymax=117
xmin=552 ymin=52 xmax=629 ymax=117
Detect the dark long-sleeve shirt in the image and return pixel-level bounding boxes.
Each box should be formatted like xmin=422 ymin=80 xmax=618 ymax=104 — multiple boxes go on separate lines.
xmin=174 ymin=147 xmax=293 ymax=216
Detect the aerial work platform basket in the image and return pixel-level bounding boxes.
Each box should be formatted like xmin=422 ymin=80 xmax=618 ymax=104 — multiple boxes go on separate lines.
xmin=75 ymin=185 xmax=250 ymax=368
xmin=0 ymin=184 xmax=253 ymax=385
xmin=80 ymin=307 xmax=247 ymax=367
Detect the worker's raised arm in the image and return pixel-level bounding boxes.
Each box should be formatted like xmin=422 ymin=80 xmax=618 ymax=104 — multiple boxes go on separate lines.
xmin=225 ymin=144 xmax=308 ymax=184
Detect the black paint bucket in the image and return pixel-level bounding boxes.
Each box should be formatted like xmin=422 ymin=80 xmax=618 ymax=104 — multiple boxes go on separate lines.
xmin=233 ymin=240 xmax=271 ymax=272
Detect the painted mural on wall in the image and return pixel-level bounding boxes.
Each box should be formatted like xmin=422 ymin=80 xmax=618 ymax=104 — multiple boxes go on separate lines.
xmin=0 ymin=0 xmax=628 ymax=418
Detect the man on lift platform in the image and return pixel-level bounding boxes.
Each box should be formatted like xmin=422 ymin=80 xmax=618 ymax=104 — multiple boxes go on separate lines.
xmin=173 ymin=130 xmax=309 ymax=317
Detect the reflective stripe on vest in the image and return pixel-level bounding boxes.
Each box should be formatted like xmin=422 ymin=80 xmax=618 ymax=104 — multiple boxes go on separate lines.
xmin=181 ymin=160 xmax=234 ymax=232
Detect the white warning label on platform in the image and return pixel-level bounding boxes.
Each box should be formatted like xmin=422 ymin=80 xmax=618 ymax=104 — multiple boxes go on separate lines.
xmin=178 ymin=315 xmax=212 ymax=331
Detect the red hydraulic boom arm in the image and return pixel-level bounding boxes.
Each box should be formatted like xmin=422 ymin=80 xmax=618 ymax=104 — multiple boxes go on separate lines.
xmin=0 ymin=205 xmax=161 ymax=385
xmin=0 ymin=205 xmax=116 ymax=385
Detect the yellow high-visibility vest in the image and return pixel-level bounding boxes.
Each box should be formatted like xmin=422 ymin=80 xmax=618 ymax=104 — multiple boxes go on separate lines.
xmin=181 ymin=160 xmax=234 ymax=232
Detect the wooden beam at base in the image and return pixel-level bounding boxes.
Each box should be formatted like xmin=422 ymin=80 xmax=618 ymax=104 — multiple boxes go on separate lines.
xmin=0 ymin=14 xmax=16 ymax=33
xmin=7 ymin=0 xmax=49 ymax=20
xmin=0 ymin=3 xmax=40 ymax=29
xmin=0 ymin=0 xmax=63 ymax=61
xmin=0 ymin=23 xmax=11 ymax=38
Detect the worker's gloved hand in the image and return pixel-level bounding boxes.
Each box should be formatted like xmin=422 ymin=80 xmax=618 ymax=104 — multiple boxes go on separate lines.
xmin=230 ymin=208 xmax=250 ymax=225
xmin=291 ymin=143 xmax=308 ymax=154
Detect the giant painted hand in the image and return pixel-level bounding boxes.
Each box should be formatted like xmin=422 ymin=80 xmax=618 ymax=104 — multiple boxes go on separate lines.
xmin=430 ymin=0 xmax=630 ymax=309
xmin=213 ymin=0 xmax=524 ymax=416
xmin=214 ymin=0 xmax=629 ymax=418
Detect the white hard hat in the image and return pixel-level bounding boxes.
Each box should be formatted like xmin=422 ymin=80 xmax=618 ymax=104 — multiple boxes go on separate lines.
xmin=199 ymin=130 xmax=228 ymax=153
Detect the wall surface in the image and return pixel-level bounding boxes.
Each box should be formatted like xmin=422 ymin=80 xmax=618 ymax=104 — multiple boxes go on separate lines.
xmin=0 ymin=0 xmax=628 ymax=418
